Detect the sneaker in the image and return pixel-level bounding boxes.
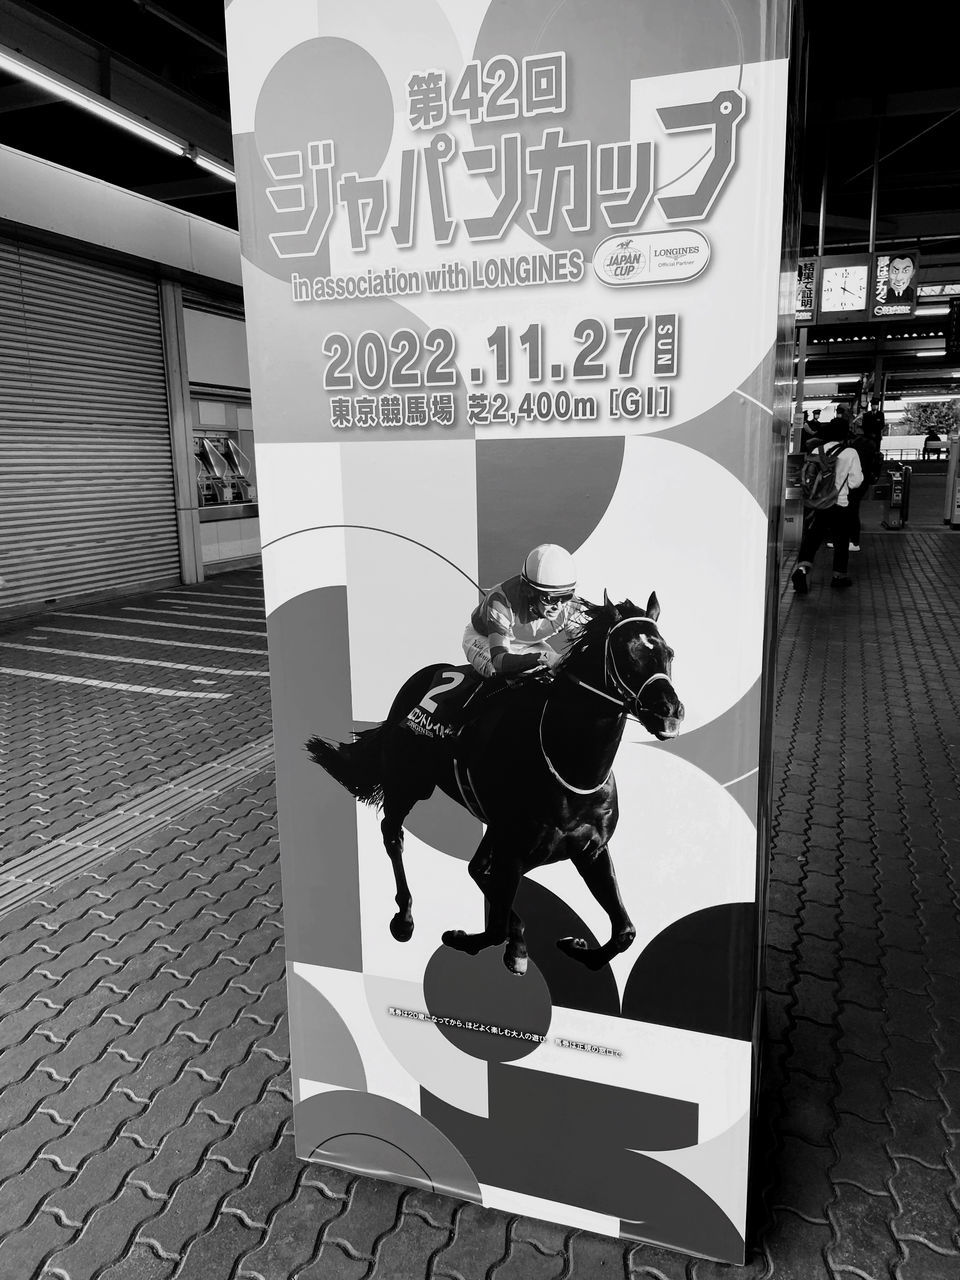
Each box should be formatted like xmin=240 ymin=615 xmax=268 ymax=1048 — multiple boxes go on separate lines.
xmin=830 ymin=575 xmax=853 ymax=589
xmin=849 ymin=544 xmax=860 ymax=552
xmin=791 ymin=566 xmax=809 ymax=594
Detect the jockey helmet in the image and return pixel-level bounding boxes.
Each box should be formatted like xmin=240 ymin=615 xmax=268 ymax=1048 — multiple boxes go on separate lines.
xmin=521 ymin=544 xmax=577 ymax=599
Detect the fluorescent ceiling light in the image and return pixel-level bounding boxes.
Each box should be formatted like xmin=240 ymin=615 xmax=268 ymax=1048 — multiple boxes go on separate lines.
xmin=195 ymin=154 xmax=236 ymax=184
xmin=0 ymin=46 xmax=185 ymax=156
xmin=916 ymin=349 xmax=945 ymax=357
xmin=0 ymin=44 xmax=235 ymax=182
xmin=918 ymin=305 xmax=950 ymax=315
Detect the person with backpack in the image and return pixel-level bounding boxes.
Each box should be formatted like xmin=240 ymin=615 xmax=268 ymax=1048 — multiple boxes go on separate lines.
xmin=791 ymin=419 xmax=864 ymax=593
xmin=846 ymin=417 xmax=882 ymax=550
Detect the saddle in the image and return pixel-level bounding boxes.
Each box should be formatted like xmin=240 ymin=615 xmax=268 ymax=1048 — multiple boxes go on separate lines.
xmin=403 ymin=665 xmax=522 ymax=741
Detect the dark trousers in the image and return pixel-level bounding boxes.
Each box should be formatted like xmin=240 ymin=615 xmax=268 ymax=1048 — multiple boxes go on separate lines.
xmin=798 ymin=504 xmax=853 ymax=575
xmin=847 ymin=485 xmax=866 ymax=545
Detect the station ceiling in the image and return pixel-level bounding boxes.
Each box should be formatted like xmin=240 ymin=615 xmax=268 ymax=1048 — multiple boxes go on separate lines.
xmin=1 ymin=0 xmax=957 ymax=397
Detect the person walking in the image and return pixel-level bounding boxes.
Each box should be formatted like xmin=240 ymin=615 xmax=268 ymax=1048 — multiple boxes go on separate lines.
xmin=791 ymin=420 xmax=864 ymax=593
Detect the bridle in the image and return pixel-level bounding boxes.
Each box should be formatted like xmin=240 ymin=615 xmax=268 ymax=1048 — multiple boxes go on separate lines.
xmin=540 ymin=615 xmax=677 ymax=795
xmin=564 ymin=616 xmax=674 ymax=720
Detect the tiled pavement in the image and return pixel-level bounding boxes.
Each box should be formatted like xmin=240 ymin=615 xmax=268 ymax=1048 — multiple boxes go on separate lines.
xmin=1 ymin=482 xmax=959 ymax=1279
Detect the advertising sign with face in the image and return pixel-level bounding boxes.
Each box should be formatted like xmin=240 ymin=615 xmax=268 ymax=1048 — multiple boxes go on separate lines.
xmin=873 ymin=251 xmax=919 ymax=318
xmin=224 ymin=0 xmax=795 ymax=1262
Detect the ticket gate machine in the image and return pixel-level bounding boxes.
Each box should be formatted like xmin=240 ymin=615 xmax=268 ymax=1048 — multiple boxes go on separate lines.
xmin=195 ymin=436 xmax=255 ymax=506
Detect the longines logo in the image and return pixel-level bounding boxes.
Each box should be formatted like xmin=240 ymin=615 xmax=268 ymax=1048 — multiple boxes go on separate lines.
xmin=593 ymin=229 xmax=711 ymax=287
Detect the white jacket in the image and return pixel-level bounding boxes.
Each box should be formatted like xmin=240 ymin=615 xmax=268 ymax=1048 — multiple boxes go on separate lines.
xmin=832 ymin=446 xmax=863 ymax=507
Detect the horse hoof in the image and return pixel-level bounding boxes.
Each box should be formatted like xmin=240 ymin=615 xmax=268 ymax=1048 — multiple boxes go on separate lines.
xmin=504 ymin=952 xmax=528 ymax=977
xmin=390 ymin=915 xmax=414 ymax=942
xmin=442 ymin=929 xmax=467 ymax=950
xmin=557 ymin=936 xmax=588 ymax=958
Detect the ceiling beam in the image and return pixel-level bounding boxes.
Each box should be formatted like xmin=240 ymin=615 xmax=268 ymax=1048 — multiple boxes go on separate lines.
xmin=837 ymin=87 xmax=960 ymax=119
xmin=0 ymin=80 xmax=56 ymax=112
xmin=133 ymin=176 xmax=233 ymax=200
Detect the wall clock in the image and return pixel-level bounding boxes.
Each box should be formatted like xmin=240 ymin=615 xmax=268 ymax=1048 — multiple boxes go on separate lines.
xmin=820 ymin=263 xmax=869 ymax=314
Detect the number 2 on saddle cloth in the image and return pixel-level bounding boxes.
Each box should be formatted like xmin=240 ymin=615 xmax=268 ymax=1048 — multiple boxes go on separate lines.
xmin=403 ymin=665 xmax=509 ymax=740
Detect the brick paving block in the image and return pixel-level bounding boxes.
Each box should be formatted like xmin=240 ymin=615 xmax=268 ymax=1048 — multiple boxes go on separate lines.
xmin=886 ymin=1091 xmax=949 ymax=1167
xmin=186 ymin=986 xmax=260 ymax=1042
xmin=222 ymin=1132 xmax=301 ymax=1226
xmin=236 ymin=1179 xmax=344 ymax=1280
xmin=891 ymin=1157 xmax=960 ymax=1254
xmin=43 ymin=1089 xmax=146 ymax=1171
xmin=886 ymin=1032 xmax=940 ymax=1099
xmin=132 ymin=1109 xmax=229 ymax=1199
xmin=40 ymin=1015 xmax=124 ymax=1081
xmin=561 ymin=1229 xmax=629 ymax=1276
xmin=0 ymin=1032 xmax=59 ymax=1097
xmin=121 ymin=1038 xmax=204 ymax=1101
xmin=0 ymin=1159 xmax=71 ymax=1234
xmin=137 ymin=1153 xmax=244 ymax=1259
xmin=793 ymin=972 xmax=839 ymax=1024
xmin=123 ymin=1070 xmax=218 ymax=1148
xmin=786 ymin=1018 xmax=839 ymax=1081
xmin=369 ymin=1208 xmax=451 ymax=1278
xmin=779 ymin=1072 xmax=838 ymax=1147
xmin=405 ymin=1186 xmax=461 ymax=1233
xmin=0 ymin=1108 xmax=67 ymax=1180
xmin=46 ymin=1185 xmax=160 ymax=1280
xmin=0 ymin=1069 xmax=64 ymax=1131
xmin=895 ymin=1239 xmax=960 ymax=1280
xmin=0 ymin=991 xmax=60 ymax=1048
xmin=252 ymin=1011 xmax=290 ymax=1064
xmin=765 ymin=947 xmax=794 ymax=995
xmin=433 ymin=1201 xmax=509 ymax=1279
xmin=797 ymin=932 xmax=841 ymax=980
xmin=764 ymin=990 xmax=792 ymax=1046
xmin=885 ymin=989 xmax=935 ymax=1045
xmin=170 ymin=1206 xmax=264 ymax=1280
xmin=325 ymin=1174 xmax=400 ymax=1262
xmin=833 ymin=1052 xmax=890 ymax=1124
xmin=769 ymin=1134 xmax=835 ymax=1222
xmin=206 ymin=1087 xmax=290 ymax=1173
xmin=48 ymin=1136 xmax=152 ymax=1224
xmin=232 ymin=945 xmax=285 ymax=996
xmin=0 ymin=1208 xmax=76 ymax=1278
xmin=883 ymin=947 xmax=929 ymax=996
xmin=200 ymin=1048 xmax=285 ymax=1126
xmin=174 ymin=957 xmax=248 ymax=1008
xmin=50 ymin=1049 xmax=138 ymax=1123
xmin=97 ymin=1242 xmax=177 ymax=1280
xmin=302 ymin=1161 xmax=354 ymax=1199
xmin=827 ymin=1183 xmax=900 ymax=1275
xmin=183 ymin=1015 xmax=264 ymax=1081
xmin=295 ymin=1240 xmax=370 ymax=1280
xmin=837 ymin=1003 xmax=886 ymax=1062
xmin=801 ymin=901 xmax=840 ymax=943
xmin=489 ymin=1237 xmax=565 ymax=1280
xmin=118 ymin=998 xmax=200 ymax=1062
xmin=838 ymin=958 xmax=888 ymax=1012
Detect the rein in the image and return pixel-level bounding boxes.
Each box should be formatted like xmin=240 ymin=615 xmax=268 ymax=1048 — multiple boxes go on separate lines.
xmin=541 ymin=615 xmax=674 ymax=794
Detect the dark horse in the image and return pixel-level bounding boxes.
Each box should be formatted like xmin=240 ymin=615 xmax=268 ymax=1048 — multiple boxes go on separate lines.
xmin=307 ymin=592 xmax=683 ymax=976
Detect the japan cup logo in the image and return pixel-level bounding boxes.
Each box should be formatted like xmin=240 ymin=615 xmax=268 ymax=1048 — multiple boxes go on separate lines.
xmin=603 ymin=239 xmax=645 ymax=278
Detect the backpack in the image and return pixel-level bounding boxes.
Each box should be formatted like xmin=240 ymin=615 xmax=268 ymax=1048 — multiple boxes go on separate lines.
xmin=800 ymin=442 xmax=845 ymax=510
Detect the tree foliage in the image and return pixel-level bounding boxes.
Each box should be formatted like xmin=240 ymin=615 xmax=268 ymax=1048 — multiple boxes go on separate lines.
xmin=897 ymin=398 xmax=960 ymax=435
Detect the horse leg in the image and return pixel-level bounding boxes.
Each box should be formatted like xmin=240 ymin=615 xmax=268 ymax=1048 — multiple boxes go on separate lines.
xmin=504 ymin=910 xmax=528 ymax=977
xmin=442 ymin=833 xmax=523 ymax=963
xmin=380 ymin=748 xmax=435 ymax=943
xmin=464 ymin=841 xmax=527 ymax=976
xmin=557 ymin=845 xmax=636 ymax=971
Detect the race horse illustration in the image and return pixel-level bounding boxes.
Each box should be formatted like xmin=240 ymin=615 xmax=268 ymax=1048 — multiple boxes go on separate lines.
xmin=307 ymin=592 xmax=683 ymax=976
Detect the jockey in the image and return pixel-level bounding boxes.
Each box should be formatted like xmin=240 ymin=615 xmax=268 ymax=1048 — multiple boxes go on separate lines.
xmin=463 ymin=543 xmax=584 ymax=680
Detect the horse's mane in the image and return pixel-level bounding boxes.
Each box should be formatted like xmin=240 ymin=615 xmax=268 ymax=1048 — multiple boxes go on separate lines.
xmin=556 ymin=598 xmax=651 ymax=673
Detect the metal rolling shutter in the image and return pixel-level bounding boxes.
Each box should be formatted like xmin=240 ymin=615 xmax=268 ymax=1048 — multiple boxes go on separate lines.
xmin=0 ymin=237 xmax=179 ymax=614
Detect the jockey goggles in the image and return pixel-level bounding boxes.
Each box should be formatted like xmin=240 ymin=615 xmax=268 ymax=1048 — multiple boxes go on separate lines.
xmin=527 ymin=583 xmax=574 ymax=604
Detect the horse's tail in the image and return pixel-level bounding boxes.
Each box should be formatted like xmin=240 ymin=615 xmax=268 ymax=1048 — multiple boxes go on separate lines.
xmin=305 ymin=727 xmax=386 ymax=808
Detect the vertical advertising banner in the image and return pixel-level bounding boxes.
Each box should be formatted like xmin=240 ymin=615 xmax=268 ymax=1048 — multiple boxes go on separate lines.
xmin=225 ymin=0 xmax=793 ymax=1263
xmin=872 ymin=249 xmax=920 ymax=319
